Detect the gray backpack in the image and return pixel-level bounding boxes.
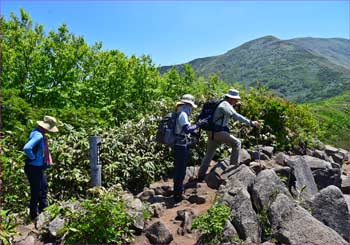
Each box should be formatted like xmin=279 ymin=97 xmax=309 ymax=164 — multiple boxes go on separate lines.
xmin=155 ymin=112 xmax=179 ymax=145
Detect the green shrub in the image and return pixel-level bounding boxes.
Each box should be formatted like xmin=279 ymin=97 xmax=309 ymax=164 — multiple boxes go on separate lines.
xmin=0 ymin=210 xmax=17 ymax=245
xmin=192 ymin=203 xmax=231 ymax=244
xmin=60 ymin=189 xmax=134 ymax=244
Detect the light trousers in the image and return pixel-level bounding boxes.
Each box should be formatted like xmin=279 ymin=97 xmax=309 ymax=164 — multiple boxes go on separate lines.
xmin=198 ymin=131 xmax=241 ymax=179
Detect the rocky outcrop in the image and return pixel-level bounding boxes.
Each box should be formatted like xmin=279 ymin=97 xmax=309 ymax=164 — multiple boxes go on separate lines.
xmin=311 ymin=185 xmax=350 ymax=241
xmin=287 ymin=156 xmax=318 ymax=201
xmin=269 ymin=193 xmax=347 ymax=244
xmin=250 ymin=169 xmax=291 ymax=211
xmin=218 ymin=179 xmax=261 ymax=243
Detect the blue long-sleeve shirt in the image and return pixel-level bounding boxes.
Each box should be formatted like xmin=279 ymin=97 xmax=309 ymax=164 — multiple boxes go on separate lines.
xmin=23 ymin=128 xmax=45 ymax=166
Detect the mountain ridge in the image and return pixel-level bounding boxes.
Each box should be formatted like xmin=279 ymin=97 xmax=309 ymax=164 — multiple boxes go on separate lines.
xmin=160 ymin=36 xmax=350 ymax=102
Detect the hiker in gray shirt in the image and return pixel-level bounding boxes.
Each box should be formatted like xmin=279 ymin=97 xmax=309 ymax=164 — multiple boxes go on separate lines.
xmin=198 ymin=89 xmax=260 ymax=180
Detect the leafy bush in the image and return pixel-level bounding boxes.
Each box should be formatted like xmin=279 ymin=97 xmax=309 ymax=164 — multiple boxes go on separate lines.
xmin=0 ymin=210 xmax=17 ymax=245
xmin=61 ymin=190 xmax=134 ymax=244
xmin=192 ymin=203 xmax=231 ymax=244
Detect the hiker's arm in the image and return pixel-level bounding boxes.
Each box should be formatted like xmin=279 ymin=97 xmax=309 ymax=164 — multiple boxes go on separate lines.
xmin=23 ymin=133 xmax=43 ymax=160
xmin=231 ymin=109 xmax=251 ymax=125
xmin=182 ymin=124 xmax=199 ymax=134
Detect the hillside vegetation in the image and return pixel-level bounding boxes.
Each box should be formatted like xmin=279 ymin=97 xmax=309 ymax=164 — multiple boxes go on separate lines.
xmin=160 ymin=36 xmax=350 ymax=103
xmin=308 ymin=92 xmax=350 ymax=149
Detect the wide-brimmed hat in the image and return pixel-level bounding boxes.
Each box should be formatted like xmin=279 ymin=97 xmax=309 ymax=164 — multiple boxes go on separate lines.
xmin=176 ymin=94 xmax=197 ymax=108
xmin=37 ymin=116 xmax=59 ymax=133
xmin=225 ymin=89 xmax=241 ymax=100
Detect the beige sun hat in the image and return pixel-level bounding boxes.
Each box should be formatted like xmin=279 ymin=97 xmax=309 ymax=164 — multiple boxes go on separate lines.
xmin=37 ymin=116 xmax=59 ymax=133
xmin=225 ymin=89 xmax=241 ymax=100
xmin=176 ymin=94 xmax=197 ymax=108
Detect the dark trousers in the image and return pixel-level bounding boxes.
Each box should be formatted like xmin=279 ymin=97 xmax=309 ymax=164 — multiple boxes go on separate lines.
xmin=173 ymin=144 xmax=189 ymax=194
xmin=24 ymin=164 xmax=48 ymax=218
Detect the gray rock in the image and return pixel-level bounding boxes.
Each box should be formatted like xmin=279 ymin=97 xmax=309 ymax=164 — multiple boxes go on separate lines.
xmin=125 ymin=196 xmax=144 ymax=211
xmin=206 ymin=171 xmax=223 ymax=189
xmin=136 ymin=188 xmax=155 ymax=202
xmin=206 ymin=160 xmax=230 ymax=189
xmin=13 ymin=225 xmax=33 ymax=243
xmin=262 ymin=146 xmax=274 ymax=158
xmin=312 ymin=167 xmax=341 ymax=190
xmin=129 ymin=211 xmax=145 ymax=230
xmin=222 ymin=164 xmax=256 ymax=189
xmin=187 ymin=195 xmax=206 ymax=204
xmin=302 ymin=155 xmax=332 ymax=169
xmin=287 ymin=156 xmax=318 ymax=201
xmin=21 ymin=235 xmax=35 ymax=244
xmin=145 ymin=221 xmax=173 ymax=244
xmin=219 ymin=179 xmax=261 ymax=243
xmin=273 ymin=166 xmax=291 ymax=179
xmin=251 ymin=169 xmax=291 ymax=211
xmin=153 ymin=186 xmax=173 ymax=197
xmin=269 ymin=193 xmax=347 ymax=244
xmin=325 ymin=144 xmax=339 ymax=156
xmin=239 ymin=148 xmax=251 ymax=165
xmin=48 ymin=216 xmax=65 ymax=237
xmin=341 ymin=175 xmax=350 ymax=194
xmin=344 ymin=195 xmax=350 ymax=214
xmin=312 ymin=185 xmax=350 ymax=241
xmin=36 ymin=212 xmax=51 ymax=231
xmin=150 ymin=203 xmax=166 ymax=218
xmin=250 ymin=150 xmax=270 ymax=161
xmin=274 ymin=152 xmax=289 ymax=166
xmin=222 ymin=220 xmax=240 ymax=243
xmin=333 ymin=153 xmax=344 ymax=165
xmin=313 ymin=149 xmax=327 ymax=160
xmin=177 ymin=209 xmax=194 ymax=235
xmin=184 ymin=166 xmax=200 ymax=182
xmin=249 ymin=161 xmax=265 ymax=174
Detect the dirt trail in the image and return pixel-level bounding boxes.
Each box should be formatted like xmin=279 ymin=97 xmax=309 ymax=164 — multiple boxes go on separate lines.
xmin=133 ymin=165 xmax=217 ymax=244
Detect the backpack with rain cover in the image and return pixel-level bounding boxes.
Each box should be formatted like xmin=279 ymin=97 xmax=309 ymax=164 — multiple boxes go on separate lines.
xmin=155 ymin=112 xmax=179 ymax=145
xmin=197 ymin=99 xmax=224 ymax=131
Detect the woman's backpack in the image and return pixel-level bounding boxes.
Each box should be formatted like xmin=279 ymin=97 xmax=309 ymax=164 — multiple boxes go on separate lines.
xmin=155 ymin=112 xmax=179 ymax=145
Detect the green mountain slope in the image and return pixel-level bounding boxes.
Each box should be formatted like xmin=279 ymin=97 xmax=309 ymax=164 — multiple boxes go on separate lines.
xmin=308 ymin=92 xmax=350 ymax=150
xmin=160 ymin=36 xmax=350 ymax=103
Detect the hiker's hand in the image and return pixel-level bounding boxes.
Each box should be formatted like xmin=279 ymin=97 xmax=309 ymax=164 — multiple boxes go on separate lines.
xmin=251 ymin=120 xmax=260 ymax=128
xmin=197 ymin=118 xmax=208 ymax=127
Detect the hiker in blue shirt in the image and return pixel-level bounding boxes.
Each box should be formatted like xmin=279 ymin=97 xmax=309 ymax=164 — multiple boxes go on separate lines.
xmin=173 ymin=94 xmax=201 ymax=202
xmin=23 ymin=116 xmax=60 ymax=220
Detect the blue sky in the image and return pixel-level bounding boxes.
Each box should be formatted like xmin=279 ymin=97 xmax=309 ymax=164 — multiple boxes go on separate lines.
xmin=1 ymin=1 xmax=349 ymax=66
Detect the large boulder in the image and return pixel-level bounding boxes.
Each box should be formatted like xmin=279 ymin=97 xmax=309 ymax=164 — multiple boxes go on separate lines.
xmin=311 ymin=185 xmax=350 ymax=241
xmin=312 ymin=168 xmax=341 ymax=190
xmin=287 ymin=156 xmax=318 ymax=201
xmin=300 ymin=155 xmax=341 ymax=189
xmin=302 ymin=155 xmax=332 ymax=169
xmin=250 ymin=169 xmax=291 ymax=211
xmin=145 ymin=221 xmax=173 ymax=244
xmin=222 ymin=164 xmax=256 ymax=188
xmin=269 ymin=193 xmax=347 ymax=244
xmin=218 ymin=179 xmax=261 ymax=243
